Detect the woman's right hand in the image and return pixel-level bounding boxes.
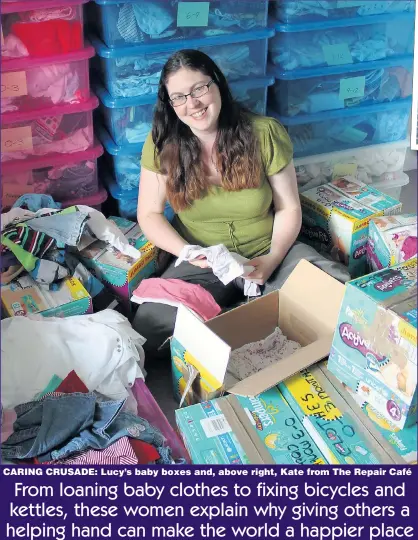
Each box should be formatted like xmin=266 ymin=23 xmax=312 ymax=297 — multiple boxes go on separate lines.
xmin=188 ymin=255 xmax=210 ymax=268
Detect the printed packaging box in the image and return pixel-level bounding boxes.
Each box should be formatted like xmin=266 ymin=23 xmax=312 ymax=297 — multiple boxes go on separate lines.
xmin=278 ymin=367 xmax=380 ymax=465
xmin=1 ymin=275 xmax=92 ymax=318
xmin=299 ymin=179 xmax=402 ymax=278
xmin=78 ymin=216 xmax=157 ymax=304
xmin=367 ymin=214 xmax=417 ymax=272
xmin=171 ymin=260 xmax=345 ymax=407
xmin=328 ymin=257 xmax=417 ymax=429
xmin=319 ymin=364 xmax=417 ymax=465
xmin=175 ymin=386 xmax=326 ymax=465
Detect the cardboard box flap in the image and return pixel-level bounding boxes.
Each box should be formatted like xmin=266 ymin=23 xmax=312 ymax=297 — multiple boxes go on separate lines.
xmin=280 ymin=259 xmax=345 ymax=334
xmin=174 ymin=304 xmax=231 ymax=387
xmin=227 ymin=335 xmax=333 ymax=397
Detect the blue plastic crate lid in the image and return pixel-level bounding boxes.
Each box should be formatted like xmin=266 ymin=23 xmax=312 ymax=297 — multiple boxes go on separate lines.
xmin=93 ymin=76 xmax=274 ymax=108
xmin=268 ymin=55 xmax=414 ymax=81
xmin=269 ymin=11 xmax=415 ymax=33
xmin=96 ymin=124 xmax=145 ymax=156
xmin=269 ymin=97 xmax=413 ymax=126
xmin=89 ymin=27 xmax=274 ymax=57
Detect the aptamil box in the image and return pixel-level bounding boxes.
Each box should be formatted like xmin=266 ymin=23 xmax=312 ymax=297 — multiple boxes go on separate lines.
xmin=175 ymin=399 xmax=250 ymax=465
xmin=345 ymin=387 xmax=417 ymax=465
xmin=278 ymin=368 xmax=381 ymax=465
xmin=367 ymin=214 xmax=417 ymax=272
xmin=1 ymin=275 xmax=92 ymax=318
xmin=79 ymin=217 xmax=157 ymax=304
xmin=300 ymin=182 xmax=402 ymax=277
xmin=328 ymin=258 xmax=417 ymax=429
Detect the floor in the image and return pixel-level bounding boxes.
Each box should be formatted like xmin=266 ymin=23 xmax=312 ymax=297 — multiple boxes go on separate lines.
xmin=147 ymin=166 xmax=418 ymax=428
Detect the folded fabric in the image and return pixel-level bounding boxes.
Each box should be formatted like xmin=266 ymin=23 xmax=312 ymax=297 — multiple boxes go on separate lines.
xmin=11 ymin=20 xmax=83 ymax=57
xmin=132 ymin=278 xmax=221 ymax=322
xmin=1 ymin=391 xmax=169 ymax=463
xmin=36 ymin=436 xmax=138 ymax=465
xmin=1 ymin=208 xmax=36 ymax=231
xmin=175 ymin=244 xmax=260 ymax=297
xmin=13 ymin=194 xmax=61 ymax=213
xmin=130 ymin=439 xmax=160 ymax=464
xmin=225 ymin=327 xmax=301 ymax=385
xmin=1 ymin=309 xmax=146 ymax=409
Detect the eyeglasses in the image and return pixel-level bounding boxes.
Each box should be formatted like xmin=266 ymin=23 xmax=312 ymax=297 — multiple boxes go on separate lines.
xmin=169 ymin=80 xmax=215 ymax=107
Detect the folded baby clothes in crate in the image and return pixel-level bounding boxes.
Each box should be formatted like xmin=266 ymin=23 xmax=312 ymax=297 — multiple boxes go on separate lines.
xmin=225 ymin=327 xmax=301 ymax=386
xmin=175 ymin=244 xmax=260 ymax=297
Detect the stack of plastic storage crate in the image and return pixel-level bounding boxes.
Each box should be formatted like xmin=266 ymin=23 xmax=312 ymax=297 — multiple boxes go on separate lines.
xmin=1 ymin=0 xmax=107 ymax=211
xmin=86 ymin=0 xmax=272 ymax=220
xmin=267 ymin=0 xmax=415 ymax=198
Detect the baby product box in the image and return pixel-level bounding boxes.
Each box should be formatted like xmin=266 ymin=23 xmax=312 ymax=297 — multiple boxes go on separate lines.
xmin=319 ymin=364 xmax=417 ymax=465
xmin=278 ymin=367 xmax=381 ymax=465
xmin=78 ymin=216 xmax=157 ymax=304
xmin=328 ymin=257 xmax=417 ymax=429
xmin=175 ymin=387 xmax=327 ymax=465
xmin=171 ymin=260 xmax=345 ymax=407
xmin=300 ymin=180 xmax=402 ymax=278
xmin=367 ymin=214 xmax=417 ymax=272
xmin=1 ymin=275 xmax=92 ymax=318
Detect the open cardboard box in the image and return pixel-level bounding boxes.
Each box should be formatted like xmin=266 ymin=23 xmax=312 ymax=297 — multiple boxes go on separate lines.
xmin=171 ymin=259 xmax=346 ymax=405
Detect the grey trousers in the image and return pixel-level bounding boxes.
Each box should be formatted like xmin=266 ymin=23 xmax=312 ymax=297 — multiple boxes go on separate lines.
xmin=132 ymin=242 xmax=350 ymax=359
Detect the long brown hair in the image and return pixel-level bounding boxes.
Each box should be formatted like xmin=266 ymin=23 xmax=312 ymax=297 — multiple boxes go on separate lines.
xmin=152 ymin=49 xmax=262 ymax=212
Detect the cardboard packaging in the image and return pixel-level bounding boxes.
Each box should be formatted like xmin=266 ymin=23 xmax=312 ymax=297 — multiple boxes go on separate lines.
xmin=278 ymin=367 xmax=380 ymax=465
xmin=1 ymin=275 xmax=92 ymax=318
xmin=328 ymin=257 xmax=417 ymax=429
xmin=318 ymin=364 xmax=417 ymax=465
xmin=299 ymin=179 xmax=402 ymax=278
xmin=78 ymin=216 xmax=157 ymax=304
xmin=367 ymin=214 xmax=417 ymax=272
xmin=176 ymin=386 xmax=327 ymax=465
xmin=171 ymin=259 xmax=346 ymax=406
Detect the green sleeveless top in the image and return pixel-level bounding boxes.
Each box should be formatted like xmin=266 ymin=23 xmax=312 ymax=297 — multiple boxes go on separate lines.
xmin=140 ymin=115 xmax=293 ymax=259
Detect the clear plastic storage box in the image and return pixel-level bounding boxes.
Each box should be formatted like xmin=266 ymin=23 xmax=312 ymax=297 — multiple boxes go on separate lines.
xmin=1 ymin=0 xmax=88 ymax=59
xmin=90 ymin=28 xmax=274 ymax=98
xmin=86 ymin=0 xmax=268 ymax=48
xmin=271 ymin=0 xmax=415 ymax=25
xmin=1 ymin=46 xmax=95 ymax=114
xmin=269 ymin=99 xmax=412 ymax=158
xmin=61 ymin=187 xmax=108 ymax=211
xmin=95 ymin=76 xmax=274 ymax=145
xmin=268 ymin=57 xmax=413 ymax=117
xmin=1 ymin=143 xmax=104 ymax=209
xmin=269 ymin=13 xmax=415 ymax=72
xmin=1 ymin=96 xmax=98 ymax=162
xmin=293 ymin=140 xmax=410 ymax=193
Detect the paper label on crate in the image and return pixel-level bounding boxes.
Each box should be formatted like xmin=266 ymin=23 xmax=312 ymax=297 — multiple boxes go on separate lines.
xmin=2 ymin=172 xmax=34 ymax=208
xmin=1 ymin=71 xmax=28 ymax=98
xmin=200 ymin=414 xmax=232 ymax=438
xmin=177 ymin=2 xmax=210 ymax=27
xmin=339 ymin=75 xmax=365 ymax=101
xmin=336 ymin=126 xmax=368 ymax=144
xmin=1 ymin=126 xmax=33 ymax=153
xmin=322 ymin=44 xmax=353 ymax=66
xmin=332 ymin=163 xmax=358 ymax=179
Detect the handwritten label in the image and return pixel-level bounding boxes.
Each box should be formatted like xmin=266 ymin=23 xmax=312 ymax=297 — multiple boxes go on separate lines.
xmin=322 ymin=43 xmax=353 ymax=66
xmin=336 ymin=126 xmax=368 ymax=144
xmin=177 ymin=2 xmax=210 ymax=27
xmin=339 ymin=75 xmax=365 ymax=101
xmin=2 ymin=172 xmax=34 ymax=208
xmin=332 ymin=163 xmax=358 ymax=179
xmin=1 ymin=71 xmax=28 ymax=98
xmin=1 ymin=126 xmax=33 ymax=153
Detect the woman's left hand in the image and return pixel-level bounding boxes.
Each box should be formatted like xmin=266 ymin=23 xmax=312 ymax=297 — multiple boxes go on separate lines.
xmin=246 ymin=254 xmax=281 ymax=285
